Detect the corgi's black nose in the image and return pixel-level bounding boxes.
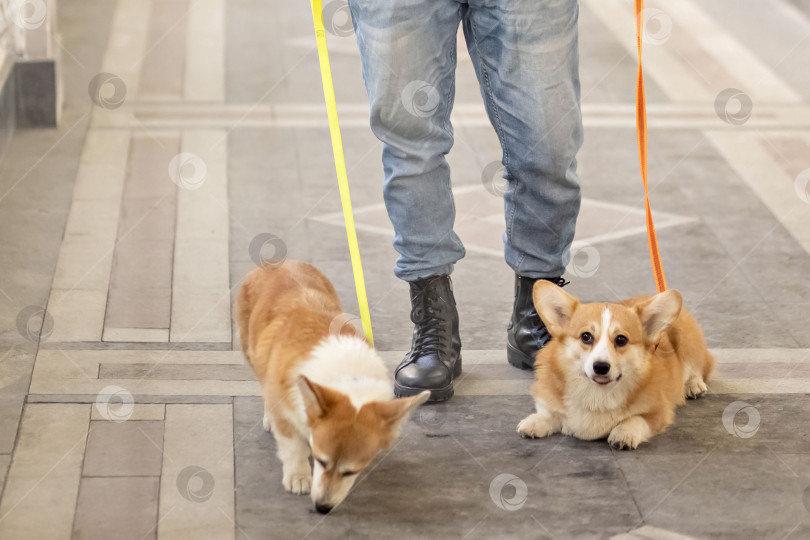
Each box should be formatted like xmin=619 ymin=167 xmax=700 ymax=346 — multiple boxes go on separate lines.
xmin=592 ymin=361 xmax=610 ymax=375
xmin=315 ymin=503 xmax=333 ymax=514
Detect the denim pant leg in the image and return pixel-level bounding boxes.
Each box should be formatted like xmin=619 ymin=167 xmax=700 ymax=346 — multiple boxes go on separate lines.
xmin=348 ymin=0 xmax=466 ymax=281
xmin=463 ymin=0 xmax=583 ymax=279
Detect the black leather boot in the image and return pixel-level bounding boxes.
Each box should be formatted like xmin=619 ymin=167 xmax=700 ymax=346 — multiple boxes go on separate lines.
xmin=506 ymin=274 xmax=569 ymax=370
xmin=394 ymin=275 xmax=461 ymax=402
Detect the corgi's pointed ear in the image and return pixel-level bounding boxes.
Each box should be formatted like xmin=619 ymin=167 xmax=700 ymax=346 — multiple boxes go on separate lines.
xmin=533 ymin=280 xmax=578 ymax=336
xmin=368 ymin=391 xmax=430 ymax=427
xmin=637 ymin=290 xmax=682 ymax=342
xmin=297 ymin=376 xmax=343 ymax=420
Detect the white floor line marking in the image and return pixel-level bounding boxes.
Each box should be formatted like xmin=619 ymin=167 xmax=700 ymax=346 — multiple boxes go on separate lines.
xmin=580 ymin=0 xmax=712 ymax=102
xmin=158 ymin=404 xmax=235 ymax=540
xmin=706 ymin=130 xmax=810 ymax=257
xmin=91 ymin=0 xmax=152 ymax=126
xmin=25 ymin=349 xmax=810 ymax=397
xmin=47 ymin=131 xmax=132 ymax=342
xmin=170 ymin=130 xmax=231 ymax=343
xmin=0 ymin=405 xmax=90 ymax=539
xmin=669 ymin=0 xmax=801 ymax=103
xmin=184 ymin=0 xmax=224 ymax=102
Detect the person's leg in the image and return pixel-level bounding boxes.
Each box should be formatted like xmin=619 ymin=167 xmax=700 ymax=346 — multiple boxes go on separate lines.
xmin=347 ymin=0 xmax=466 ymax=281
xmin=462 ymin=0 xmax=583 ymax=368
xmin=347 ymin=0 xmax=465 ymax=400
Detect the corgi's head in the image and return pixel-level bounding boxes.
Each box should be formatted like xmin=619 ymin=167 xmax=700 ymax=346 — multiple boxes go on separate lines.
xmin=297 ymin=376 xmax=429 ymax=513
xmin=533 ymin=281 xmax=682 ymax=401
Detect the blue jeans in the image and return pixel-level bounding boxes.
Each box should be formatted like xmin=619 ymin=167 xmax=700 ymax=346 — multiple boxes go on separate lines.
xmin=348 ymin=0 xmax=583 ymax=281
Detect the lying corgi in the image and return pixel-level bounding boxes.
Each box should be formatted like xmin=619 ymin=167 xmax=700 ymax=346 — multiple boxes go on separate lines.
xmin=237 ymin=261 xmax=429 ymax=513
xmin=517 ymin=281 xmax=714 ymax=450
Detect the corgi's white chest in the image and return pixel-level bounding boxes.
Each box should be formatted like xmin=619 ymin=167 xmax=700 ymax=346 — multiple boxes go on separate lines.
xmin=561 ymin=404 xmax=626 ymax=440
xmin=560 ymin=379 xmax=633 ymax=440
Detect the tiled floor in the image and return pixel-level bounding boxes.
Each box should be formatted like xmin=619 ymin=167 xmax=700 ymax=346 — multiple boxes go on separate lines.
xmin=1 ymin=0 xmax=810 ymax=538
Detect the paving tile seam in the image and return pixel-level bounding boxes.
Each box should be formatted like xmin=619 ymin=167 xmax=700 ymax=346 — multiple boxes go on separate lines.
xmin=39 ymin=342 xmax=234 ymax=350
xmin=88 ymin=117 xmax=810 ymax=130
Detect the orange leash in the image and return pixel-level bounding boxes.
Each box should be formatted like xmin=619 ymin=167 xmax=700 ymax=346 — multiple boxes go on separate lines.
xmin=634 ymin=0 xmax=667 ymax=293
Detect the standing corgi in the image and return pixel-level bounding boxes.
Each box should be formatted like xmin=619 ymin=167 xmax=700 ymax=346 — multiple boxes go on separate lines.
xmin=237 ymin=261 xmax=429 ymax=513
xmin=517 ymin=281 xmax=714 ymax=450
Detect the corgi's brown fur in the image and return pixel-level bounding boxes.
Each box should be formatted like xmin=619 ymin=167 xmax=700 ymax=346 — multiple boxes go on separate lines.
xmin=517 ymin=281 xmax=714 ymax=450
xmin=237 ymin=261 xmax=428 ymax=512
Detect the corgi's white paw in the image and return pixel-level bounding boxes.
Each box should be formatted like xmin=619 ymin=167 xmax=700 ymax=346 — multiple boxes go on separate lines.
xmin=685 ymin=376 xmax=707 ymax=399
xmin=517 ymin=413 xmax=555 ymax=439
xmin=608 ymin=417 xmax=650 ymax=450
xmin=283 ymin=472 xmax=312 ymax=495
xmin=262 ymin=413 xmax=272 ymax=432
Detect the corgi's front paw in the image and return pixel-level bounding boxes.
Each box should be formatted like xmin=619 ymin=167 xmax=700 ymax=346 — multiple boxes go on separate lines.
xmin=608 ymin=417 xmax=650 ymax=450
xmin=685 ymin=376 xmax=707 ymax=399
xmin=282 ymin=472 xmax=312 ymax=495
xmin=517 ymin=413 xmax=556 ymax=439
xmin=262 ymin=413 xmax=272 ymax=432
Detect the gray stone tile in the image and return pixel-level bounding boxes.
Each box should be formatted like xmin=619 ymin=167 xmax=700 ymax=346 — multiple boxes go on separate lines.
xmin=73 ymin=476 xmax=159 ymax=540
xmin=105 ymin=286 xmax=172 ymax=330
xmin=690 ymin=300 xmax=797 ymax=349
xmin=234 ymin=395 xmax=637 ymax=538
xmin=104 ymin=133 xmax=179 ymax=333
xmin=611 ymin=394 xmax=810 ymax=456
xmin=700 ymin=0 xmax=810 ymax=102
xmin=39 ymin=341 xmax=233 ymax=351
xmin=233 ymin=396 xmax=351 ymax=538
xmin=139 ymin=0 xmax=188 ymax=100
xmin=0 ymin=346 xmax=36 ymax=454
xmin=579 ymin=5 xmax=669 ymax=104
xmin=27 ymin=395 xmax=233 ymax=404
xmin=105 ymin=285 xmax=173 ymax=330
xmin=0 ymin=454 xmax=9 ymax=495
xmin=99 ymin=362 xmax=254 ymax=381
xmin=124 ymin=134 xmax=181 ymax=201
xmin=83 ymin=421 xmax=164 ymax=477
xmin=617 ymin=452 xmax=809 ymax=539
xmin=0 ymin=404 xmax=90 ymax=539
xmin=765 ymin=303 xmax=810 ymax=348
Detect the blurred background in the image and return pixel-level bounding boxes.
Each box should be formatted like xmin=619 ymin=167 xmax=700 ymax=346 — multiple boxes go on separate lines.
xmin=0 ymin=0 xmax=809 ymax=538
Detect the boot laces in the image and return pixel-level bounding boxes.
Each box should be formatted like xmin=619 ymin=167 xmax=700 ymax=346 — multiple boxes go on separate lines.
xmin=410 ymin=288 xmax=445 ymax=356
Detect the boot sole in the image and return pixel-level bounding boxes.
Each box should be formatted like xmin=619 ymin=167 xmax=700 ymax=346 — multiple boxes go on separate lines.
xmin=506 ymin=343 xmax=535 ymax=371
xmin=394 ymin=356 xmax=462 ymax=402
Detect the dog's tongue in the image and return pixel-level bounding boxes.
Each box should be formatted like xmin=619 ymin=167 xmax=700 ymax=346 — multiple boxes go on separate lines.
xmin=593 ymin=375 xmax=611 ymax=385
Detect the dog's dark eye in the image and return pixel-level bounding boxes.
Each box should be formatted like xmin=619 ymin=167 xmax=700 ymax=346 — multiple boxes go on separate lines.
xmin=341 ymin=471 xmax=358 ymax=477
xmin=316 ymin=459 xmax=328 ymax=469
xmin=580 ymin=332 xmax=593 ymax=345
xmin=615 ymin=335 xmax=628 ymax=347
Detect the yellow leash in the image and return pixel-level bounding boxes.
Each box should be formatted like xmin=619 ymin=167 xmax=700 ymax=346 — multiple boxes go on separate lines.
xmin=310 ymin=0 xmax=374 ymax=345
